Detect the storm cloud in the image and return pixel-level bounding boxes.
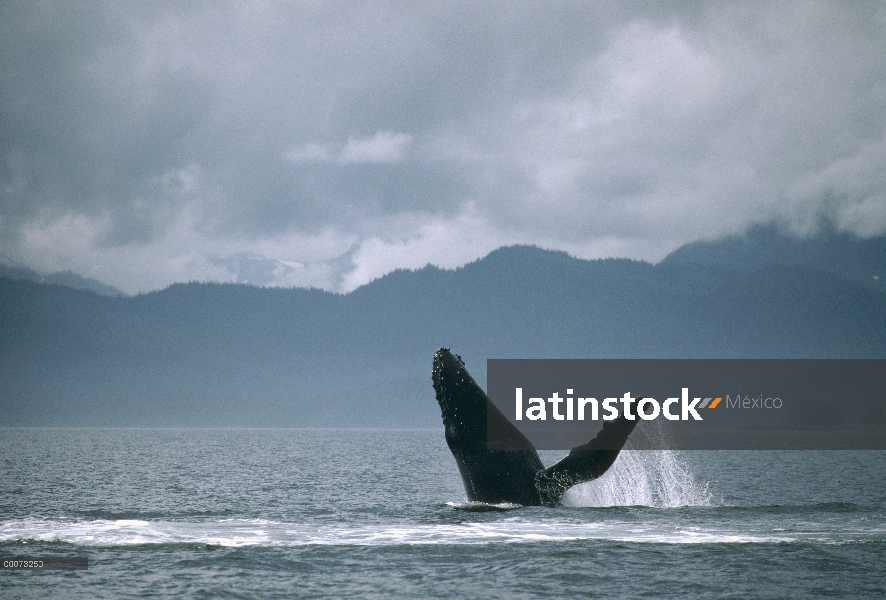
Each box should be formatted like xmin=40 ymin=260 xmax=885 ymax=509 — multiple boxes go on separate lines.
xmin=2 ymin=1 xmax=884 ymax=293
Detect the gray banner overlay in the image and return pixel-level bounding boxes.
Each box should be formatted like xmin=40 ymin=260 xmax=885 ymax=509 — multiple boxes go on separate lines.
xmin=1 ymin=557 xmax=88 ymax=570
xmin=487 ymin=359 xmax=886 ymax=450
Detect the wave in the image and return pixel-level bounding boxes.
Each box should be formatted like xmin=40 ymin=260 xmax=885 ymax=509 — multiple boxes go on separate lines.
xmin=710 ymin=502 xmax=863 ymax=513
xmin=2 ymin=517 xmax=883 ymax=548
xmin=444 ymin=502 xmax=524 ymax=512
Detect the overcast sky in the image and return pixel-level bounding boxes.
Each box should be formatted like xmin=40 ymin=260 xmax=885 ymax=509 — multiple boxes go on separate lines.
xmin=2 ymin=1 xmax=884 ymax=294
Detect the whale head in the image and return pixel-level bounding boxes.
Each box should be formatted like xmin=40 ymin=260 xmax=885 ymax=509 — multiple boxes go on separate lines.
xmin=432 ymin=347 xmax=548 ymax=505
xmin=432 ymin=347 xmax=488 ymax=446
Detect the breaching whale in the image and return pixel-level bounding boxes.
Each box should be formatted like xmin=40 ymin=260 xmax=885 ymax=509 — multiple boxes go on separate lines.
xmin=432 ymin=348 xmax=640 ymax=506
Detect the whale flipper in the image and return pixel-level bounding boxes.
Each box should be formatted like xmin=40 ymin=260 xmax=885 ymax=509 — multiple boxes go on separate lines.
xmin=534 ymin=417 xmax=639 ymax=505
xmin=432 ymin=347 xmax=639 ymax=506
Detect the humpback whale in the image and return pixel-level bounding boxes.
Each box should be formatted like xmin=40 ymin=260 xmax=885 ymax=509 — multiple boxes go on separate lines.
xmin=432 ymin=348 xmax=640 ymax=506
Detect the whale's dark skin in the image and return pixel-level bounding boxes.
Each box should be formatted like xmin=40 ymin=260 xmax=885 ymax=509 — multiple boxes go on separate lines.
xmin=432 ymin=348 xmax=640 ymax=506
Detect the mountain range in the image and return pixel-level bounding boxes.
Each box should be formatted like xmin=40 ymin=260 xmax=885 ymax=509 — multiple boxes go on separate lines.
xmin=0 ymin=260 xmax=124 ymax=297
xmin=2 ymin=226 xmax=884 ymax=426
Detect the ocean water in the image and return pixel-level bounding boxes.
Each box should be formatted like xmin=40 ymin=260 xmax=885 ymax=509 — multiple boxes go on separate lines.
xmin=1 ymin=429 xmax=884 ymax=598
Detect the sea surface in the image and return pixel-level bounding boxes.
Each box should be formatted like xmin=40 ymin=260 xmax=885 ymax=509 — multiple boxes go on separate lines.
xmin=1 ymin=429 xmax=885 ymax=598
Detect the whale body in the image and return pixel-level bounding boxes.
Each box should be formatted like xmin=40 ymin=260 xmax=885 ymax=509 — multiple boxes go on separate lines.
xmin=432 ymin=348 xmax=640 ymax=506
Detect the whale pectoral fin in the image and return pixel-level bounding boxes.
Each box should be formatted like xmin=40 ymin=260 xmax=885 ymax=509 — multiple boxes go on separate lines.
xmin=535 ymin=416 xmax=640 ymax=505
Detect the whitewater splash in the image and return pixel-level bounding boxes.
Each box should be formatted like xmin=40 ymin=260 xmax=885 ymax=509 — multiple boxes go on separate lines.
xmin=561 ymin=450 xmax=712 ymax=508
xmin=2 ymin=517 xmax=878 ymax=547
xmin=446 ymin=502 xmax=524 ymax=512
